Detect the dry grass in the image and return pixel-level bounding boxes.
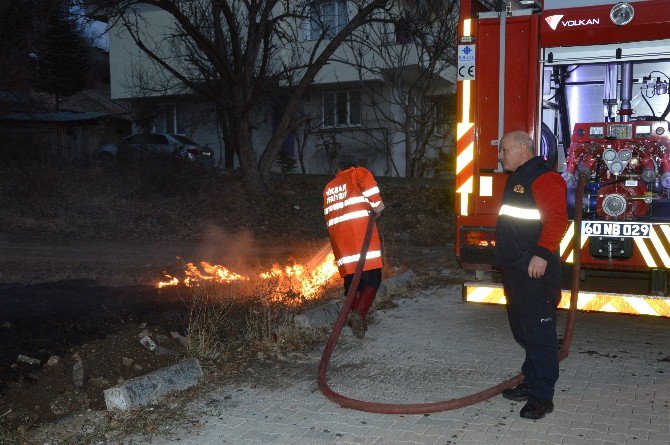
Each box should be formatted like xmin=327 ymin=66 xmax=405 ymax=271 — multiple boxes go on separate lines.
xmin=185 ymin=285 xmax=233 ymax=359
xmin=244 ymin=303 xmax=296 ymax=344
xmin=242 ymin=285 xmax=328 ymax=351
xmin=183 ymin=281 xmax=329 ymax=361
xmin=0 ymin=149 xmax=452 ymax=247
xmin=0 ymin=154 xmax=240 ymax=242
xmin=0 ymin=423 xmax=18 ymax=445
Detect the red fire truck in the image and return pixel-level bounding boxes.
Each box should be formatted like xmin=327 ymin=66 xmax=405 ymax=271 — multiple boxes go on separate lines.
xmin=456 ymin=0 xmax=670 ymax=317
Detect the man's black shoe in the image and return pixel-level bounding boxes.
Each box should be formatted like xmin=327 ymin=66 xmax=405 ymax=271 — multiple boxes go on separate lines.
xmin=501 ymin=383 xmax=530 ymax=402
xmin=520 ymin=396 xmax=554 ymax=420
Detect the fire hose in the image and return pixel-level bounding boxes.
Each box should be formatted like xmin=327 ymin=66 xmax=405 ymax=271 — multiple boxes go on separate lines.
xmin=318 ymin=172 xmax=588 ymax=414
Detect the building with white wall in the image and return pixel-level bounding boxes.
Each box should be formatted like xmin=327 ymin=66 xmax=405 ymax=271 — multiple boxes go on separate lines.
xmin=96 ymin=1 xmax=456 ymax=176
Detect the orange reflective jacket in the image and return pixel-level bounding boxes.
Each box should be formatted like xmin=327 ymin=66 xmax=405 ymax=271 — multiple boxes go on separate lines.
xmin=323 ymin=167 xmax=383 ymax=277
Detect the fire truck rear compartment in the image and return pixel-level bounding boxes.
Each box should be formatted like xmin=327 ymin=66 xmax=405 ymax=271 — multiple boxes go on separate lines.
xmin=458 ymin=4 xmax=670 ymax=315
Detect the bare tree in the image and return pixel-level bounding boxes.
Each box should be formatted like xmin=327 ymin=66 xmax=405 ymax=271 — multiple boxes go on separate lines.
xmin=343 ymin=0 xmax=458 ymax=177
xmin=293 ymin=109 xmax=322 ymax=173
xmin=1 ymin=1 xmax=91 ymax=111
xmin=84 ymin=0 xmax=390 ymax=199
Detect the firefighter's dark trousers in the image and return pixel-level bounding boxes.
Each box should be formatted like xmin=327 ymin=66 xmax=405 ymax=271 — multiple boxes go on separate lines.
xmin=502 ymin=266 xmax=561 ymax=401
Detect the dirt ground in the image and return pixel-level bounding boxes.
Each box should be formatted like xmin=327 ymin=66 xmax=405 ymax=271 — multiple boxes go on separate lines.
xmin=0 ymin=166 xmax=459 ymax=443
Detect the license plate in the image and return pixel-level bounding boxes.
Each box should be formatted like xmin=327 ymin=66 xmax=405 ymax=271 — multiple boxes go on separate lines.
xmin=581 ymin=221 xmax=652 ymax=238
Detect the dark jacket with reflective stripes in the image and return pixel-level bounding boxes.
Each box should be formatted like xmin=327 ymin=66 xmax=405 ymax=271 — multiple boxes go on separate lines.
xmin=492 ymin=156 xmax=559 ymax=271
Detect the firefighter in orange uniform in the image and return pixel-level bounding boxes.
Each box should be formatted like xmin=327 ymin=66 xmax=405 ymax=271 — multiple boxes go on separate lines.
xmin=323 ymin=156 xmax=384 ymax=338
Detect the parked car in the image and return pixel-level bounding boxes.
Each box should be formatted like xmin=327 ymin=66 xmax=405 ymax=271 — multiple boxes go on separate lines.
xmin=95 ymin=133 xmax=215 ymax=167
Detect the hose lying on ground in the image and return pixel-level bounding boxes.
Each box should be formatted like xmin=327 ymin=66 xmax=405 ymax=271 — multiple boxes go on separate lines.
xmin=318 ymin=173 xmax=587 ymax=414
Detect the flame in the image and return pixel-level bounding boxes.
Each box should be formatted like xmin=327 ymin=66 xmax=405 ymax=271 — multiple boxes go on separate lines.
xmin=260 ymin=245 xmax=338 ymax=305
xmin=193 ymin=261 xmax=249 ymax=283
xmin=157 ymin=274 xmax=179 ymax=288
xmin=156 ymin=244 xmax=339 ymax=305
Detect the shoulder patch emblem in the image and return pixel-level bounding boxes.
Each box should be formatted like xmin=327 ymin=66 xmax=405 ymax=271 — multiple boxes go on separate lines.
xmin=513 ymin=184 xmax=524 ymax=193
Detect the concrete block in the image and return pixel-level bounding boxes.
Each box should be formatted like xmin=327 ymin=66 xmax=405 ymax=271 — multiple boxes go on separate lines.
xmin=17 ymin=354 xmax=41 ymax=365
xmin=103 ymin=358 xmax=202 ymax=410
xmin=294 ymin=300 xmax=343 ymax=329
xmin=377 ymin=270 xmax=416 ymax=298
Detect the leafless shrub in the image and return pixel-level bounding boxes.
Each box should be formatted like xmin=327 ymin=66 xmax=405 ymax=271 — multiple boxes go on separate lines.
xmin=244 ymin=302 xmax=296 ymax=345
xmin=185 ymin=285 xmax=232 ymax=359
xmin=380 ymin=228 xmax=407 ymax=279
xmin=184 ymin=281 xmax=327 ymax=360
xmin=243 ymin=285 xmax=326 ymax=351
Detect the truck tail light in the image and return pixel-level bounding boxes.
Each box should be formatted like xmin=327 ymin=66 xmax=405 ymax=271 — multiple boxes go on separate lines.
xmin=460 ymin=226 xmax=496 ymax=264
xmin=462 ymin=227 xmax=496 ymax=247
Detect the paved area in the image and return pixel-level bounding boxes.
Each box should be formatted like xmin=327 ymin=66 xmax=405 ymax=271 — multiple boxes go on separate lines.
xmin=135 ymin=285 xmax=670 ymax=445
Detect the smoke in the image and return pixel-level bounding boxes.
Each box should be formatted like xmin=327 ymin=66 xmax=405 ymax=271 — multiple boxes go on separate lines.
xmin=156 ymin=224 xmax=339 ymax=301
xmin=196 ymin=224 xmax=332 ymax=275
xmin=196 ymin=225 xmax=256 ymax=273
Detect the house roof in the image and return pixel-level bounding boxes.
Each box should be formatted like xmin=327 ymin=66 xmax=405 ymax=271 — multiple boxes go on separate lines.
xmin=0 ymin=111 xmax=129 ymax=123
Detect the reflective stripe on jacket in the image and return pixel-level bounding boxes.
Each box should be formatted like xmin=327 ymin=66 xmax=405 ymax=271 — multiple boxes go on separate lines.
xmin=323 ymin=167 xmax=383 ymax=277
xmin=492 ymin=156 xmax=557 ymax=271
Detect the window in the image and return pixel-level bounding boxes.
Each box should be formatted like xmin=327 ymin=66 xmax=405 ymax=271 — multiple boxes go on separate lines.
xmin=349 ymin=90 xmax=360 ymax=124
xmin=323 ymin=90 xmax=361 ymax=127
xmin=336 ymin=92 xmax=348 ymax=126
xmin=308 ymin=1 xmax=348 ymax=40
xmin=394 ymin=17 xmax=413 ymax=44
xmin=434 ymin=105 xmax=445 ymax=136
xmin=406 ymin=95 xmax=418 ymax=131
xmin=176 ymin=105 xmax=186 ymax=134
xmin=153 ymin=104 xmax=186 ymax=135
xmin=323 ymin=93 xmax=335 ymax=127
xmin=124 ymin=134 xmax=168 ymax=146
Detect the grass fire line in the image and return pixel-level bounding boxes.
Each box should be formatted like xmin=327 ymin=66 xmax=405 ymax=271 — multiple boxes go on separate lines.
xmin=157 ymin=243 xmax=338 ymax=305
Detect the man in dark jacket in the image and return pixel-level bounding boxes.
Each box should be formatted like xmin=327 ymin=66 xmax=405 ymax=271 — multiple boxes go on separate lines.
xmin=492 ymin=131 xmax=568 ymax=420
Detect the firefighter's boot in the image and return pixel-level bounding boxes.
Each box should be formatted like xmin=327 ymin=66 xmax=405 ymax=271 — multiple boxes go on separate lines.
xmin=352 ymin=287 xmax=378 ymax=337
xmin=357 ymin=287 xmax=377 ymax=321
xmin=346 ymin=310 xmax=366 ymax=339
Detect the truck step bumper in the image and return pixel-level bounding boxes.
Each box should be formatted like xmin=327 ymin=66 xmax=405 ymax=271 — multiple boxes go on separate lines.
xmin=463 ymin=282 xmax=670 ymax=318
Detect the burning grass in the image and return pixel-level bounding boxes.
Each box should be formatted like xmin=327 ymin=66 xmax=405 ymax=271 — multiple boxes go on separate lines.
xmin=158 ymin=243 xmax=338 ymax=306
xmin=174 ymin=242 xmax=340 ymax=360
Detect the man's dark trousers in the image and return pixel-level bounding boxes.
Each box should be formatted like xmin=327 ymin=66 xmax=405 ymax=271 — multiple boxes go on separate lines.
xmin=502 ymin=262 xmax=561 ymax=401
